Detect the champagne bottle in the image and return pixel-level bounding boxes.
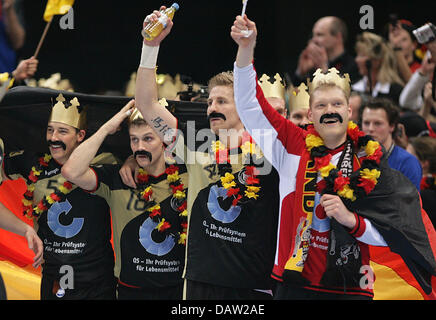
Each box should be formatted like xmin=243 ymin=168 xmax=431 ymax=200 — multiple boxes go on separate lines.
xmin=142 ymin=3 xmax=179 ymax=41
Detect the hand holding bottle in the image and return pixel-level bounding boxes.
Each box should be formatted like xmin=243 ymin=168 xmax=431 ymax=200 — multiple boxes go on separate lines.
xmin=142 ymin=4 xmax=177 ymax=46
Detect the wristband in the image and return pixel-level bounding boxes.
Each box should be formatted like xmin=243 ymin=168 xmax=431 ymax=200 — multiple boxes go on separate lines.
xmin=139 ymin=43 xmax=160 ymax=69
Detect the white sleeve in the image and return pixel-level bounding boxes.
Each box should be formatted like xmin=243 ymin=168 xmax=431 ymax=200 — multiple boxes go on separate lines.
xmin=356 ymin=218 xmax=388 ymax=246
xmin=233 ymin=62 xmax=304 ymax=174
xmin=399 ymin=72 xmax=429 ymax=111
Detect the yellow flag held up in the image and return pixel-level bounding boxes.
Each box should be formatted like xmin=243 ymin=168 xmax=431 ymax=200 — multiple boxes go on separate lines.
xmin=43 ymin=0 xmax=75 ymax=22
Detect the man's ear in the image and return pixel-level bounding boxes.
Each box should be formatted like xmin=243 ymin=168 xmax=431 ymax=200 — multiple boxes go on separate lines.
xmin=307 ymin=108 xmax=313 ymax=122
xmin=77 ymin=129 xmax=86 ymax=143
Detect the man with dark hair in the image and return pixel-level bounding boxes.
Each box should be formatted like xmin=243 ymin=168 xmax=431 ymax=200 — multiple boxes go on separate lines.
xmin=361 ymin=97 xmax=422 ymax=190
xmin=3 ymin=94 xmax=117 ymax=300
xmin=291 ymin=16 xmax=360 ymax=86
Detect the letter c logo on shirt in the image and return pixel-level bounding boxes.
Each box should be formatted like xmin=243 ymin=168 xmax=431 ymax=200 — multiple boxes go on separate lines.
xmin=47 ymin=199 xmax=84 ymax=238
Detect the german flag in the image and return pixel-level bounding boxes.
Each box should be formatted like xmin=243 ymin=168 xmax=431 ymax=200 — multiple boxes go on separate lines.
xmin=352 ymin=159 xmax=436 ymax=299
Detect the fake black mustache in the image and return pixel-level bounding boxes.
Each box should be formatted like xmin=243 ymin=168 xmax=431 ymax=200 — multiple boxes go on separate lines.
xmin=134 ymin=150 xmax=152 ymax=162
xmin=47 ymin=140 xmax=67 ymax=150
xmin=320 ymin=113 xmax=343 ymax=124
xmin=207 ymin=112 xmax=226 ymax=122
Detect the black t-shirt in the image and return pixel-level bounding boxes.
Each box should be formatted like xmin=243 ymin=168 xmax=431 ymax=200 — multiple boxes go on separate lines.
xmin=4 ymin=150 xmax=115 ymax=285
xmin=92 ymin=164 xmax=188 ymax=288
xmin=176 ymin=122 xmax=280 ymax=289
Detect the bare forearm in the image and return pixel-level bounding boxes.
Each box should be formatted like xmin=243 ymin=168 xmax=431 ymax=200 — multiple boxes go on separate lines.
xmin=62 ymin=126 xmax=109 ymax=182
xmin=4 ymin=8 xmax=25 ymax=50
xmin=135 ymin=45 xmax=177 ymax=142
xmin=395 ymin=52 xmax=412 ymax=83
xmin=0 ymin=202 xmax=29 ymax=237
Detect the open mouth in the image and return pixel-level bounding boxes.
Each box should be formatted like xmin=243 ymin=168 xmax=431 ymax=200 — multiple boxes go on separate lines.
xmin=322 ymin=119 xmax=340 ymax=125
xmin=47 ymin=140 xmax=67 ymax=151
xmin=134 ymin=150 xmax=152 ymax=162
xmin=320 ymin=113 xmax=343 ymax=125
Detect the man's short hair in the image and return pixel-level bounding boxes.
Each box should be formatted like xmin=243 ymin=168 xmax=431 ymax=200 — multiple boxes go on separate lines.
xmin=208 ymin=71 xmax=234 ymax=91
xmin=128 ymin=118 xmax=149 ymax=129
xmin=362 ymin=97 xmax=400 ymax=126
xmin=329 ymin=17 xmax=348 ymax=44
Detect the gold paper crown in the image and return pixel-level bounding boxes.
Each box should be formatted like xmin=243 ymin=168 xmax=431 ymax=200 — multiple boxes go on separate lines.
xmin=156 ymin=74 xmax=184 ymax=99
xmin=28 ymin=73 xmax=74 ymax=92
xmin=258 ymin=73 xmax=285 ymax=100
xmin=129 ymin=98 xmax=169 ymax=122
xmin=307 ymin=68 xmax=351 ymax=98
xmin=125 ymin=72 xmax=137 ymax=97
xmin=288 ymin=82 xmax=310 ymax=112
xmin=49 ymin=94 xmax=86 ymax=130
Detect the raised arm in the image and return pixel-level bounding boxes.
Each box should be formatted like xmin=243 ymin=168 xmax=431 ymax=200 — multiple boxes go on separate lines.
xmin=231 ymin=15 xmax=306 ymax=172
xmin=232 ymin=15 xmax=257 ymax=68
xmin=135 ymin=7 xmax=178 ymax=144
xmin=62 ymin=100 xmax=135 ymax=190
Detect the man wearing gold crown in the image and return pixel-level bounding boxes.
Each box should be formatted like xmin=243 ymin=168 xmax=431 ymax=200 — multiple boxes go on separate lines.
xmin=127 ymin=6 xmax=280 ymax=300
xmin=258 ymin=73 xmax=288 ymax=118
xmin=2 ymin=94 xmax=117 ymax=300
xmin=231 ymin=14 xmax=436 ymax=299
xmin=62 ymin=101 xmax=190 ymax=300
xmin=288 ymin=83 xmax=311 ymax=127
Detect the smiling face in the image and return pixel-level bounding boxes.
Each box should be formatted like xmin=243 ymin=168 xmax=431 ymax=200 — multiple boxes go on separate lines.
xmin=129 ymin=122 xmax=165 ymax=170
xmin=46 ymin=121 xmax=85 ymax=164
xmin=308 ymin=85 xmax=351 ymax=148
xmin=206 ymin=85 xmax=244 ymax=134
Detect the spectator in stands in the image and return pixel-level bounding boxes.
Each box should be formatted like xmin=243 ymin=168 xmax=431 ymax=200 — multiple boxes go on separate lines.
xmin=353 ymin=32 xmax=405 ymax=105
xmin=399 ymin=51 xmax=435 ymax=112
xmin=361 ymin=97 xmax=422 ymax=190
xmin=0 ymin=0 xmax=25 ymax=73
xmin=290 ymin=16 xmax=359 ymax=86
xmin=407 ymin=136 xmax=436 ymax=228
xmin=387 ymin=19 xmax=422 ymax=83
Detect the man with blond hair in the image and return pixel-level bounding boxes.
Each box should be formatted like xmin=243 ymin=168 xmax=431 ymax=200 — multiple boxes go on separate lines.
xmin=231 ymin=14 xmax=436 ymax=300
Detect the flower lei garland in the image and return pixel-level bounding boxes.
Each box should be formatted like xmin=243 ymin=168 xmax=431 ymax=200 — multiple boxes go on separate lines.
xmin=305 ymin=122 xmax=383 ymax=201
xmin=136 ymin=164 xmax=188 ymax=245
xmin=22 ymin=154 xmax=73 ymax=219
xmin=421 ymin=174 xmax=436 ymax=191
xmin=211 ymin=133 xmax=263 ymax=207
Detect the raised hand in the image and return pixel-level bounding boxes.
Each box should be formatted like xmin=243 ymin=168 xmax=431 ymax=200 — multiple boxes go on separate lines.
xmin=102 ymin=99 xmax=135 ymax=135
xmin=142 ymin=6 xmax=174 ymax=47
xmin=231 ymin=15 xmax=257 ymax=49
xmin=12 ymin=56 xmax=39 ymax=81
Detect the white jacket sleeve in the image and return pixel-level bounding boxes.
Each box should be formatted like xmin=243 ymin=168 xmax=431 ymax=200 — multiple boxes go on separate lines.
xmin=399 ymin=71 xmax=430 ymax=111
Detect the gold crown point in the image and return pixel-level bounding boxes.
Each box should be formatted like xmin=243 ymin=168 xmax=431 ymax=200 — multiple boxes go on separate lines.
xmin=50 ymin=94 xmax=86 ymax=130
xmin=288 ymin=82 xmax=310 ymax=112
xmin=258 ymin=73 xmax=285 ymax=100
xmin=308 ymin=68 xmax=351 ymax=98
xmin=56 ymin=93 xmax=66 ymax=103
